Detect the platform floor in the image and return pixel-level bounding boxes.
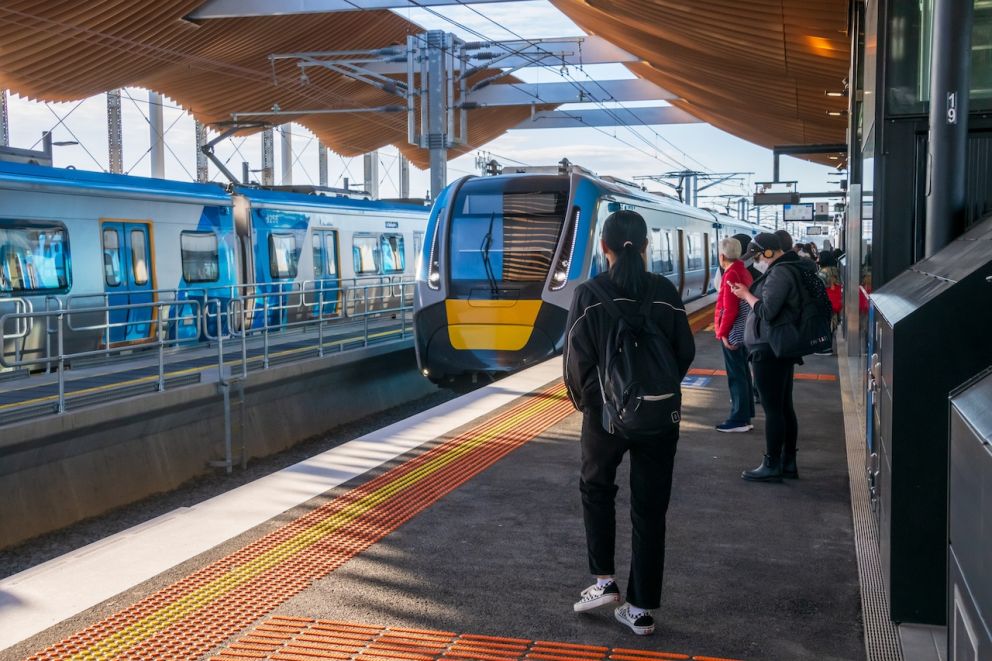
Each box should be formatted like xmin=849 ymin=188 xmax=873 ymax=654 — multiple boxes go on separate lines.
xmin=2 ymin=327 xmax=861 ymax=661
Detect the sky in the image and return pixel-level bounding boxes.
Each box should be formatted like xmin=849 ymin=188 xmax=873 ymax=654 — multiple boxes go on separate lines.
xmin=3 ymin=1 xmax=840 ymax=226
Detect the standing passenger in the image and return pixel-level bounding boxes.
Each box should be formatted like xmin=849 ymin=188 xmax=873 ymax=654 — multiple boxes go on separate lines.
xmin=564 ymin=211 xmax=695 ymax=635
xmin=730 ymin=233 xmax=809 ymax=482
xmin=713 ymin=237 xmax=754 ymax=432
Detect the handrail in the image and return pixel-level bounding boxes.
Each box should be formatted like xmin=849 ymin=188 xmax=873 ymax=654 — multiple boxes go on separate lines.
xmin=0 ymin=279 xmax=416 ymax=420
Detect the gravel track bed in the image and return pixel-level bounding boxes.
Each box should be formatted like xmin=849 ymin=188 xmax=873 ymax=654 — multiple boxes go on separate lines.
xmin=0 ymin=388 xmax=464 ymax=579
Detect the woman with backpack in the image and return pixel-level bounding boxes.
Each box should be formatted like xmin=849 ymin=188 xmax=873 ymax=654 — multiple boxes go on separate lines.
xmin=729 ymin=232 xmax=818 ymax=482
xmin=563 ymin=211 xmax=695 ymax=636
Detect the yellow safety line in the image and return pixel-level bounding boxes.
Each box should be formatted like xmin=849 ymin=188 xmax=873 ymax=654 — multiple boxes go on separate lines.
xmin=0 ymin=327 xmax=404 ymax=413
xmin=70 ymin=386 xmax=565 ymax=660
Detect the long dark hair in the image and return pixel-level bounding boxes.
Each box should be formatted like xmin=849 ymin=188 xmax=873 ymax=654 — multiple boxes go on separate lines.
xmin=602 ymin=210 xmax=648 ymax=298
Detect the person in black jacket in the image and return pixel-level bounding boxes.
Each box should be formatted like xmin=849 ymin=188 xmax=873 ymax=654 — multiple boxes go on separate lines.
xmin=730 ymin=232 xmax=814 ymax=482
xmin=563 ymin=210 xmax=694 ymax=636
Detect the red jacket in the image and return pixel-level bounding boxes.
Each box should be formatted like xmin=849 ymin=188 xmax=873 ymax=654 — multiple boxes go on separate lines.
xmin=714 ymin=259 xmax=753 ymax=339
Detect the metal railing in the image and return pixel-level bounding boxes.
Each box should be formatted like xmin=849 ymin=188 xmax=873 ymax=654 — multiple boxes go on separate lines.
xmin=0 ymin=279 xmax=416 ymax=419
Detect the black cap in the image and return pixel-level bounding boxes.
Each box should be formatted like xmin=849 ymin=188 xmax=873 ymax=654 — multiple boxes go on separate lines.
xmin=742 ymin=232 xmax=783 ymax=260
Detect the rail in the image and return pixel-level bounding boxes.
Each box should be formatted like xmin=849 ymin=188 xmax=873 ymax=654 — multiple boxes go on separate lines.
xmin=0 ymin=280 xmax=417 ymax=420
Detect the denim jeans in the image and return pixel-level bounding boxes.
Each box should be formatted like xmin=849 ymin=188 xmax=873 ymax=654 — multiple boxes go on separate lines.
xmin=721 ymin=343 xmax=755 ymax=425
xmin=579 ymin=408 xmax=679 ymax=610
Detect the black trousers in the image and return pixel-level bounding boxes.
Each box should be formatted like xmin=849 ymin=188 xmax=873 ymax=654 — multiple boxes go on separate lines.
xmin=579 ymin=409 xmax=678 ymax=610
xmin=751 ymin=355 xmax=798 ymax=458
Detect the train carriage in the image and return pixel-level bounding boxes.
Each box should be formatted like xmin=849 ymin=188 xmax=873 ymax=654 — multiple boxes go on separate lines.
xmin=413 ymin=169 xmax=760 ymax=384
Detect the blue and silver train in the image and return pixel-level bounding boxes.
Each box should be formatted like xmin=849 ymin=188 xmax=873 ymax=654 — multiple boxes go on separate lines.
xmin=0 ymin=160 xmax=427 ymax=364
xmin=413 ymin=169 xmax=760 ymax=383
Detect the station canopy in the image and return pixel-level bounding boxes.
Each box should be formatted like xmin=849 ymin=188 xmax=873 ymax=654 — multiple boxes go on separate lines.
xmin=0 ymin=1 xmax=849 ymax=168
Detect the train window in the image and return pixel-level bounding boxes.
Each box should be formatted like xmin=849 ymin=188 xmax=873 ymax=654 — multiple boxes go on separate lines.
xmin=180 ymin=231 xmax=219 ymax=283
xmin=686 ymin=233 xmax=704 ymax=270
xmin=103 ymin=229 xmax=121 ymax=287
xmin=312 ymin=234 xmax=324 ymax=279
xmin=268 ymin=233 xmax=299 ymax=279
xmin=324 ymin=232 xmax=338 ymax=277
xmin=413 ymin=231 xmax=424 ymax=270
xmin=379 ymin=233 xmax=405 ymax=274
xmin=0 ymin=224 xmax=70 ymax=293
xmin=353 ymin=235 xmax=380 ymax=274
xmin=650 ymin=228 xmax=674 ymax=274
xmin=130 ymin=230 xmax=149 ymax=286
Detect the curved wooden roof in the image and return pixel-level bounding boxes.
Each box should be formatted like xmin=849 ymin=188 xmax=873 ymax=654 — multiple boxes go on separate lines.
xmin=551 ymin=0 xmax=850 ymax=163
xmin=0 ymin=1 xmax=538 ymax=169
xmin=0 ymin=2 xmax=849 ymax=169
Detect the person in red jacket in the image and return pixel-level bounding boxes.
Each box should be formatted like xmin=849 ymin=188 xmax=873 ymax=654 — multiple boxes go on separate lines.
xmin=714 ymin=237 xmax=755 ymax=432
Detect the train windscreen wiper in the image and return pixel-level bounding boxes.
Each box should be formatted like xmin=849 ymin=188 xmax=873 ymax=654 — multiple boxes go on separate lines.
xmin=480 ymin=212 xmax=499 ymax=297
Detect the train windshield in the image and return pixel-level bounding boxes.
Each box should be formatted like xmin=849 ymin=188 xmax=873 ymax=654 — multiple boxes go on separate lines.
xmin=449 ymin=179 xmax=569 ymax=284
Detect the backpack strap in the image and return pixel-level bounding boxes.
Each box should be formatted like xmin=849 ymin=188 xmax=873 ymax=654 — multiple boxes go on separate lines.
xmin=584 ymin=277 xmax=626 ymax=320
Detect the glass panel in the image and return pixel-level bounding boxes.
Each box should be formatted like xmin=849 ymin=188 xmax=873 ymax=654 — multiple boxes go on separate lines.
xmin=102 ymin=229 xmax=121 ymax=287
xmin=268 ymin=233 xmax=299 ymax=279
xmin=450 ymin=188 xmax=568 ymax=282
xmin=686 ymin=233 xmax=704 ymax=270
xmin=888 ymin=0 xmax=992 ymax=113
xmin=353 ymin=235 xmax=380 ymax=274
xmin=312 ymin=233 xmax=325 ymax=278
xmin=413 ymin=231 xmax=424 ymax=270
xmin=663 ymin=231 xmax=674 ymax=273
xmin=650 ymin=228 xmax=664 ymax=274
xmin=379 ymin=233 xmax=405 ymax=274
xmin=180 ymin=231 xmax=219 ymax=283
xmin=0 ymin=225 xmax=71 ymax=292
xmin=324 ymin=232 xmax=338 ymax=277
xmin=130 ymin=229 xmax=149 ymax=286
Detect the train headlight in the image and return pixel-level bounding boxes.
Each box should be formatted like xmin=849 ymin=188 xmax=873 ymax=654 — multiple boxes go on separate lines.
xmin=550 ymin=206 xmax=580 ymax=291
xmin=429 ymin=271 xmax=440 ymax=286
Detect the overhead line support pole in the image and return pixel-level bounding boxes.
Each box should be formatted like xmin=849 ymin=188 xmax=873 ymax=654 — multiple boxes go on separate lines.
xmin=148 ymin=91 xmax=165 ymax=178
xmin=107 ymin=90 xmax=123 ymax=174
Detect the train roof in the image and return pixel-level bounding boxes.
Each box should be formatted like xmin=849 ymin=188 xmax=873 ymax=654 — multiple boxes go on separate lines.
xmin=0 ymin=160 xmax=232 ymax=204
xmin=233 ymin=185 xmax=429 ymax=215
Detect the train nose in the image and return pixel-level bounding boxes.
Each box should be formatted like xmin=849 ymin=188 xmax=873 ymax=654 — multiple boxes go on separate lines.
xmin=444 ymin=297 xmax=543 ymax=351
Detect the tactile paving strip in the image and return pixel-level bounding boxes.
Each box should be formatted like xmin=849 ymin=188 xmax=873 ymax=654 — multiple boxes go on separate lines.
xmin=208 ymin=616 xmax=743 ymax=661
xmin=687 ymin=368 xmax=837 ymax=382
xmin=26 ymin=383 xmax=574 ymax=661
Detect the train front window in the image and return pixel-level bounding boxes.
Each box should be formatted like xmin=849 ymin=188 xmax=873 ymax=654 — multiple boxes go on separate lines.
xmin=449 ymin=185 xmax=568 ymax=283
xmin=0 ymin=224 xmax=70 ymax=293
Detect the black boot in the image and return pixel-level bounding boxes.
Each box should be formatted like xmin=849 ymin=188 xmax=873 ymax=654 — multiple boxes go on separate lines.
xmin=782 ymin=452 xmax=798 ymax=479
xmin=742 ymin=454 xmax=782 ymax=482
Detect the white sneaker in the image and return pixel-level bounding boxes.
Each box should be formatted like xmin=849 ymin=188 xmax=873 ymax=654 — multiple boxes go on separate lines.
xmin=614 ymin=602 xmax=655 ymax=635
xmin=573 ymin=580 xmax=621 ymax=612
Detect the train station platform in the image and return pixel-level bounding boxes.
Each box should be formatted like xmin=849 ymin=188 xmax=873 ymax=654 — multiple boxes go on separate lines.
xmin=0 ymin=325 xmax=863 ymax=661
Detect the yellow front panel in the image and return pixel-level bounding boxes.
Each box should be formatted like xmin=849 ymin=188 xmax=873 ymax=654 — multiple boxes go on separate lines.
xmin=448 ymin=325 xmax=535 ymax=351
xmin=445 ymin=299 xmax=542 ymax=351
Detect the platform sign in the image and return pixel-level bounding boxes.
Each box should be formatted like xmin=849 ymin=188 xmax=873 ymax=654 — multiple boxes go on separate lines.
xmin=783 ymin=203 xmax=814 ymax=221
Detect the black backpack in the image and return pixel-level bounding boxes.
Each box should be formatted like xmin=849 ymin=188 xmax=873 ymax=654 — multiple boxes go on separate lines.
xmin=770 ymin=263 xmax=833 ymax=358
xmin=585 ymin=277 xmax=682 ymax=439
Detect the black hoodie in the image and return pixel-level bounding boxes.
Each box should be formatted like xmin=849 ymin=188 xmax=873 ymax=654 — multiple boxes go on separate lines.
xmin=563 ymin=272 xmax=695 ymax=411
xmin=743 ymin=251 xmax=817 ymax=359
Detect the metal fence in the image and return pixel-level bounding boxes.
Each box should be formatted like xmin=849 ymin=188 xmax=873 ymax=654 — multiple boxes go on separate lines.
xmin=0 ymin=279 xmax=416 ymax=422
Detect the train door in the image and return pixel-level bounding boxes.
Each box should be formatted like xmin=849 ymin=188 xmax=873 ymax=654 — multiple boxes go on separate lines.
xmin=311 ymin=229 xmax=340 ymax=316
xmin=101 ymin=221 xmax=154 ymax=345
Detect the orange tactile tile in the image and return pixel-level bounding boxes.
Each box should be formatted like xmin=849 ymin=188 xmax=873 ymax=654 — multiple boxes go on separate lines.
xmin=686 ymin=367 xmax=837 ymax=382
xmin=208 ymin=617 xmax=743 ymax=661
xmin=26 ymin=383 xmax=574 ymax=661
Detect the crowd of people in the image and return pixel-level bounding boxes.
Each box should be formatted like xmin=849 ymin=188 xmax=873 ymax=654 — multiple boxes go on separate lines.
xmin=563 ymin=211 xmax=844 ymax=636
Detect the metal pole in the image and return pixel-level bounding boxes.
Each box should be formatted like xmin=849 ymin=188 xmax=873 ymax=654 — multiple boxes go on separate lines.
xmin=148 ymin=91 xmax=165 ymax=178
xmin=195 ymin=121 xmax=209 ymax=182
xmin=157 ymin=308 xmax=165 ymax=391
xmin=261 ymin=128 xmax=275 ymax=186
xmin=56 ymin=315 xmax=65 ymax=414
xmin=318 ymin=141 xmax=328 ymax=186
xmin=363 ymin=151 xmax=379 ymax=198
xmin=426 ymin=31 xmax=448 ymax=200
xmin=107 ymin=90 xmax=123 ymax=174
xmin=280 ymin=124 xmax=293 ymax=185
xmin=399 ymin=155 xmax=410 ymax=198
xmin=925 ymin=0 xmax=974 ymax=257
xmin=0 ymin=89 xmax=8 ymax=147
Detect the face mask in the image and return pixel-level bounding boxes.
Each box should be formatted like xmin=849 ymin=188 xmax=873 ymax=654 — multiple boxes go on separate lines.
xmin=754 ymin=259 xmax=770 ymax=274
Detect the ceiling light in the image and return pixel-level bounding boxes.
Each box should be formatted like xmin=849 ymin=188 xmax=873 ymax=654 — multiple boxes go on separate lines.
xmin=825 ymin=90 xmax=847 ymax=97
xmin=826 ymin=110 xmax=848 ymax=117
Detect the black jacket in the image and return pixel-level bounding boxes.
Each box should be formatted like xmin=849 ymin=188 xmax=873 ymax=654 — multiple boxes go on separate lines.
xmin=743 ymin=251 xmax=816 ymax=358
xmin=563 ymin=272 xmax=695 ymax=411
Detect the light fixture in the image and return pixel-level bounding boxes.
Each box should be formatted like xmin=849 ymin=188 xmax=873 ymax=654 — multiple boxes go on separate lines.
xmin=825 ymin=90 xmax=847 ymax=97
xmin=826 ymin=110 xmax=848 ymax=117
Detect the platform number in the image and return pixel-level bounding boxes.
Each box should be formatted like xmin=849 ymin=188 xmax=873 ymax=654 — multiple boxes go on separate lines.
xmin=947 ymin=91 xmax=958 ymax=125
